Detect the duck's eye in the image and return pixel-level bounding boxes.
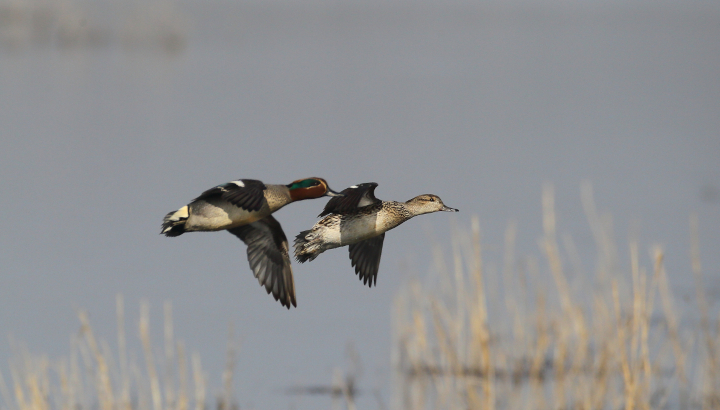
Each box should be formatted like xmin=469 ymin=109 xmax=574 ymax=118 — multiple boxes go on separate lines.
xmin=429 ymin=197 xmax=435 ymax=202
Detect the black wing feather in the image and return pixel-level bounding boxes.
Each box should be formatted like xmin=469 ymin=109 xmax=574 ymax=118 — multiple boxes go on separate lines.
xmin=319 ymin=182 xmax=380 ymax=217
xmin=194 ymin=179 xmax=267 ymax=212
xmin=348 ymin=233 xmax=385 ymax=287
xmin=227 ymin=215 xmax=296 ymax=308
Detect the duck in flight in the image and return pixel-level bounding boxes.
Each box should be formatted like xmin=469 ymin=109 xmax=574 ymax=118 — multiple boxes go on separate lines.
xmin=293 ymin=183 xmax=458 ymax=286
xmin=161 ymin=177 xmax=341 ymax=308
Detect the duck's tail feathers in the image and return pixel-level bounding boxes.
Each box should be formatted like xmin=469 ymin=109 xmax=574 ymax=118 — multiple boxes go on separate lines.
xmin=161 ymin=206 xmax=189 ymax=237
xmin=293 ymin=230 xmax=323 ymax=263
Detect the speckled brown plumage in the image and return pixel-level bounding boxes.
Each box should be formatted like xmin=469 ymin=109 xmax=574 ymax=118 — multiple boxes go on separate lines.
xmin=294 ymin=185 xmax=458 ymax=287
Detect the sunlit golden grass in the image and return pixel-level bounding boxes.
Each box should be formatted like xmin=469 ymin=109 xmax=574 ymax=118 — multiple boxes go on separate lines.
xmin=0 ymin=297 xmax=237 ymax=410
xmin=2 ymin=183 xmax=717 ymax=410
xmin=392 ymin=183 xmax=719 ymax=410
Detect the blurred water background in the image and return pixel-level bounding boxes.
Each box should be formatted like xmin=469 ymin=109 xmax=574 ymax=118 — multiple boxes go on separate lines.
xmin=0 ymin=0 xmax=718 ymax=409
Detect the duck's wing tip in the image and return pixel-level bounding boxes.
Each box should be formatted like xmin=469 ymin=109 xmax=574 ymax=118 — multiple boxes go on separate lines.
xmin=228 ymin=215 xmax=297 ymax=309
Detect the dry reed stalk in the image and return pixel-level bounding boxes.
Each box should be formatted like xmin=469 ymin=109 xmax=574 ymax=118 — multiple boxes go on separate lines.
xmin=629 ymin=242 xmax=643 ymax=408
xmin=612 ymin=279 xmax=636 ymax=410
xmin=408 ymin=284 xmax=430 ymax=410
xmin=450 ymin=224 xmax=467 ymax=366
xmin=191 ymin=353 xmax=205 ymax=410
xmin=67 ymin=338 xmax=83 ymax=410
xmin=690 ymin=214 xmax=719 ymax=403
xmin=593 ymin=298 xmax=615 ymax=410
xmin=116 ymin=294 xmax=131 ymax=410
xmin=56 ymin=358 xmax=70 ymax=410
xmin=655 ymin=248 xmax=689 ymax=406
xmin=220 ymin=326 xmax=237 ymax=410
xmin=176 ymin=341 xmax=189 ymax=410
xmin=528 ymin=292 xmax=547 ymax=410
xmin=132 ymin=360 xmax=149 ymax=410
xmin=469 ymin=217 xmax=493 ymax=410
xmin=10 ymin=365 xmax=26 ymax=410
xmin=503 ymin=222 xmax=526 ymax=347
xmin=393 ymin=289 xmax=412 ymax=410
xmin=552 ymin=321 xmax=568 ymax=406
xmin=542 ymin=185 xmax=572 ymax=316
xmin=76 ymin=327 xmax=95 ymax=405
xmin=28 ymin=370 xmax=46 ymax=410
xmin=164 ymin=301 xmax=175 ymax=410
xmin=140 ymin=301 xmax=163 ymax=410
xmin=77 ymin=310 xmax=115 ymax=410
xmin=641 ymin=252 xmax=654 ymax=404
xmin=640 ymin=245 xmax=659 ymax=410
xmin=542 ymin=185 xmax=579 ymax=408
xmin=429 ymin=298 xmax=460 ymax=408
xmin=562 ymin=234 xmax=590 ymax=384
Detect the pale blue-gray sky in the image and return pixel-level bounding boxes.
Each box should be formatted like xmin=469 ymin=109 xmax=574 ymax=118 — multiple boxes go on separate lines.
xmin=0 ymin=1 xmax=718 ymax=409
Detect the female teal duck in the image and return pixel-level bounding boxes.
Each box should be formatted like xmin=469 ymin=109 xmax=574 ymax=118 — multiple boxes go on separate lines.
xmin=294 ymin=183 xmax=458 ymax=286
xmin=161 ymin=177 xmax=341 ymax=308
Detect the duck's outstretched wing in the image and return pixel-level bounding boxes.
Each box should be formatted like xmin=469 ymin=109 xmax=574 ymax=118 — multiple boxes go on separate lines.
xmin=319 ymin=182 xmax=381 ymax=217
xmin=348 ymin=233 xmax=385 ymax=287
xmin=228 ymin=215 xmax=296 ymax=308
xmin=194 ymin=179 xmax=267 ymax=212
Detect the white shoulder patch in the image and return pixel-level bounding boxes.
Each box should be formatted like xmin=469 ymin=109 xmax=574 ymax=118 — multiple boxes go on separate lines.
xmin=230 ymin=180 xmax=245 ymax=187
xmin=350 ymin=185 xmax=358 ymax=188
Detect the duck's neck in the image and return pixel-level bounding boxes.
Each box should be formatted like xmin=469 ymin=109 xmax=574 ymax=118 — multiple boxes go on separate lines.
xmin=264 ymin=185 xmax=294 ymax=212
xmin=403 ymin=200 xmax=432 ymax=217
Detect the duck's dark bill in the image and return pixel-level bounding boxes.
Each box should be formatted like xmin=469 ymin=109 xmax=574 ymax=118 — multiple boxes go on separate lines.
xmin=441 ymin=206 xmax=459 ymax=212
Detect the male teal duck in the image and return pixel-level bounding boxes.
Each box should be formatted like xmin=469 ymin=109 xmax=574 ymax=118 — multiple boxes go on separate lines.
xmin=161 ymin=177 xmax=341 ymax=308
xmin=293 ymin=183 xmax=458 ymax=286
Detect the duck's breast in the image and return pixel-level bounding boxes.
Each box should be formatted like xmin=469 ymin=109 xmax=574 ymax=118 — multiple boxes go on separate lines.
xmin=338 ymin=207 xmax=400 ymax=245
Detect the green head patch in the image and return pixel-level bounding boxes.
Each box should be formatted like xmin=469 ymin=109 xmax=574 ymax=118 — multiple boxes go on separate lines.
xmin=288 ymin=179 xmax=321 ymax=190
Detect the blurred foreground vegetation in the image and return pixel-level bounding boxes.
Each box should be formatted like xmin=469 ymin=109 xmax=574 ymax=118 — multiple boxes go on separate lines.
xmin=1 ymin=184 xmax=717 ymax=410
xmin=0 ymin=297 xmax=239 ymax=410
xmin=392 ymin=184 xmax=719 ymax=410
